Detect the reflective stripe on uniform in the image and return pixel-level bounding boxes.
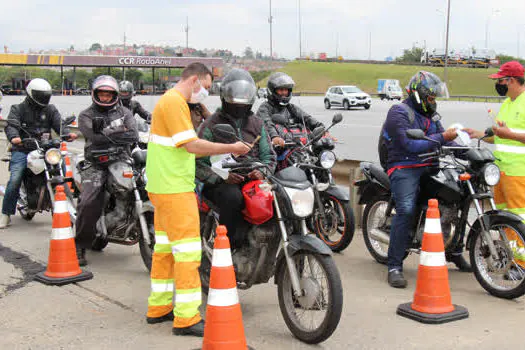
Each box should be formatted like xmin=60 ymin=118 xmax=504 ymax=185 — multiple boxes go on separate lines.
xmin=151 ymin=278 xmax=174 ymax=293
xmin=207 ymin=288 xmax=239 ymax=307
xmin=51 ymin=227 xmax=74 ymax=240
xmin=495 ymin=144 xmax=525 ymax=154
xmin=175 ymin=288 xmax=201 ymax=304
xmin=212 ymin=248 xmax=233 ymax=267
xmin=172 ymin=237 xmax=201 ymax=262
xmin=149 ymin=130 xmax=197 ymax=148
xmin=154 ymin=231 xmax=172 ymax=253
xmin=420 ymin=251 xmax=446 ymax=267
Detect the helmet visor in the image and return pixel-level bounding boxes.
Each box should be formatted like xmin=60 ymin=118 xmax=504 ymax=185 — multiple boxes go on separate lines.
xmin=221 ymin=80 xmax=256 ymax=105
xmin=428 ymin=80 xmax=449 ymax=99
xmin=270 ymin=74 xmax=295 ymax=89
xmin=31 ymin=90 xmax=52 ymax=106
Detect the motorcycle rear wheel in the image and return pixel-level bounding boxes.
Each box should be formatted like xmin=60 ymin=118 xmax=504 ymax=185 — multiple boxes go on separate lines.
xmin=139 ymin=212 xmax=156 ymax=272
xmin=277 ymin=252 xmax=343 ymax=344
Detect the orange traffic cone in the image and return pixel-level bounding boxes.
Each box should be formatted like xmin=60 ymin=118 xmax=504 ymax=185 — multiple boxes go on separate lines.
xmin=60 ymin=142 xmax=74 ymax=190
xmin=397 ymin=199 xmax=468 ymax=324
xmin=34 ymin=185 xmax=93 ymax=285
xmin=201 ymin=225 xmax=252 ymax=350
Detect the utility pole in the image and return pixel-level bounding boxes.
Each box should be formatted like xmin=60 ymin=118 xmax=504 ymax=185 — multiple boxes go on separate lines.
xmin=184 ymin=17 xmax=189 ymax=49
xmin=443 ymin=0 xmax=451 ymax=89
xmin=368 ymin=31 xmax=372 ymax=61
xmin=269 ymin=0 xmax=273 ymax=61
xmin=518 ymin=31 xmax=521 ymax=59
xmin=336 ymin=33 xmax=339 ymax=58
xmin=123 ymin=32 xmax=127 ymax=80
xmin=298 ymin=0 xmax=302 ymax=58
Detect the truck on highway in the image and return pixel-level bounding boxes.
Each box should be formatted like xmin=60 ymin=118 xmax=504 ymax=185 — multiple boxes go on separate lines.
xmin=377 ymin=79 xmax=403 ymax=100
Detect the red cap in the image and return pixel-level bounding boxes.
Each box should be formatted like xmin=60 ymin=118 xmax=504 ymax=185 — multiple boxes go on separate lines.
xmin=489 ymin=61 xmax=525 ymax=79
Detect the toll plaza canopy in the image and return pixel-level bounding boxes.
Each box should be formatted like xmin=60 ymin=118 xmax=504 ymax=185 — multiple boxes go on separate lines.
xmin=0 ymin=53 xmax=223 ymax=71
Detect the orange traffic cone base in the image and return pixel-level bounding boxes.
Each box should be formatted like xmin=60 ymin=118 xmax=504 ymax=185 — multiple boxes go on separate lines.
xmin=397 ymin=302 xmax=468 ymax=324
xmin=34 ymin=269 xmax=93 ymax=286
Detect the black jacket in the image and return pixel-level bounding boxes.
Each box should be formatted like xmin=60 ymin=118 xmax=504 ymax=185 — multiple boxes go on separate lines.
xmin=5 ymin=98 xmax=67 ymax=153
xmin=122 ymin=99 xmax=151 ymax=121
xmin=78 ymin=103 xmax=138 ymax=159
xmin=256 ymin=100 xmax=324 ymax=140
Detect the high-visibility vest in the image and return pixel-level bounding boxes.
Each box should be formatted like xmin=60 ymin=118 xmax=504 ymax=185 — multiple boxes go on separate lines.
xmin=494 ymin=92 xmax=525 ymax=176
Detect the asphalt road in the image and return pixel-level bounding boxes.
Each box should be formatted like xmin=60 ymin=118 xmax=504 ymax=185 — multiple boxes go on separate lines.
xmin=1 ymin=95 xmax=502 ymax=162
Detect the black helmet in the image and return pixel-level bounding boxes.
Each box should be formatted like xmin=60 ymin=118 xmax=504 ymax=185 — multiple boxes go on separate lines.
xmin=119 ymin=80 xmax=134 ymax=101
xmin=220 ymin=69 xmax=256 ymax=119
xmin=26 ymin=78 xmax=52 ymax=107
xmin=91 ymin=75 xmax=119 ymax=109
xmin=406 ymin=71 xmax=449 ymax=116
xmin=267 ymin=72 xmax=295 ymax=106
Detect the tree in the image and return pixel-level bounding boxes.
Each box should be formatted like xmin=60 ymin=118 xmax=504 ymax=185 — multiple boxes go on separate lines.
xmin=396 ymin=46 xmax=424 ymax=63
xmin=69 ymin=45 xmax=75 ymax=52
xmin=496 ymin=55 xmax=525 ymax=66
xmin=90 ymin=43 xmax=102 ymax=51
xmin=244 ymin=47 xmax=254 ymax=59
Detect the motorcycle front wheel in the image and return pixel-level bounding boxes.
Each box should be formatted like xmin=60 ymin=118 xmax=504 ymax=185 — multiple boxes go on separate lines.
xmin=314 ymin=196 xmax=355 ymax=252
xmin=469 ymin=217 xmax=525 ymax=299
xmin=277 ymin=252 xmax=343 ymax=344
xmin=139 ymin=211 xmax=156 ymax=272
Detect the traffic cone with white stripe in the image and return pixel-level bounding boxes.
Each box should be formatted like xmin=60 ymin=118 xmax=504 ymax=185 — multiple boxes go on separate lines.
xmin=60 ymin=142 xmax=74 ymax=191
xmin=34 ymin=185 xmax=93 ymax=285
xmin=397 ymin=199 xmax=468 ymax=324
xmin=201 ymin=225 xmax=252 ymax=350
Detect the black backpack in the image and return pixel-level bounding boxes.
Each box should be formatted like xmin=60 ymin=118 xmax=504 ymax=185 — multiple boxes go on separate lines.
xmin=378 ymin=103 xmax=415 ymax=170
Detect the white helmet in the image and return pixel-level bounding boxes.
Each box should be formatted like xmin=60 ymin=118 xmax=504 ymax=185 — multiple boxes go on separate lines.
xmin=26 ymin=78 xmax=52 ymax=107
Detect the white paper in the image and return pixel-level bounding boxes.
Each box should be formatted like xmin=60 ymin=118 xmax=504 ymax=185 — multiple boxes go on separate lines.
xmin=448 ymin=123 xmax=471 ymax=146
xmin=210 ymin=153 xmax=237 ymax=180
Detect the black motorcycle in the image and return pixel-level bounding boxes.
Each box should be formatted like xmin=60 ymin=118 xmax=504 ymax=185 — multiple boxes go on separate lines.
xmin=355 ymin=128 xmax=525 ymax=299
xmin=4 ymin=117 xmax=77 ymax=222
xmin=198 ymin=124 xmax=343 ymax=344
xmin=274 ymin=113 xmax=355 ymax=252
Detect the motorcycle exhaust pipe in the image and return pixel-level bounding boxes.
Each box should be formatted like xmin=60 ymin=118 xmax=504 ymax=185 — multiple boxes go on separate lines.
xmin=369 ymin=229 xmax=390 ymax=245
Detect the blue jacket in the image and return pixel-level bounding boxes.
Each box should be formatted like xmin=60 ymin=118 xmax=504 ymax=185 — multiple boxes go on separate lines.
xmin=384 ymin=99 xmax=447 ymax=170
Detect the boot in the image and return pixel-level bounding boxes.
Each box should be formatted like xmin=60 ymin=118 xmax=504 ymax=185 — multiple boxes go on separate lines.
xmin=146 ymin=311 xmax=174 ymax=324
xmin=388 ymin=269 xmax=407 ymax=288
xmin=76 ymin=246 xmax=87 ymax=266
xmin=446 ymin=253 xmax=472 ymax=272
xmin=172 ymin=320 xmax=205 ymax=337
xmin=0 ymin=214 xmax=11 ymax=229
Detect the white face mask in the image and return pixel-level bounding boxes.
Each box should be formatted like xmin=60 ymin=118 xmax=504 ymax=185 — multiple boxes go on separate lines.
xmin=190 ymin=79 xmax=209 ymax=104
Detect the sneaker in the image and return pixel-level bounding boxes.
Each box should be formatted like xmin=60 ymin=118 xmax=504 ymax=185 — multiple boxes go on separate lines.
xmin=76 ymin=246 xmax=87 ymax=266
xmin=504 ymin=266 xmax=525 ymax=281
xmin=388 ymin=269 xmax=407 ymax=288
xmin=446 ymin=253 xmax=473 ymax=272
xmin=146 ymin=311 xmax=174 ymax=324
xmin=172 ymin=320 xmax=205 ymax=337
xmin=0 ymin=214 xmax=11 ymax=229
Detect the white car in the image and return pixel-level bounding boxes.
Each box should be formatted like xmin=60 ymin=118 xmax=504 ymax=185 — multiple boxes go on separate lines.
xmin=324 ymin=85 xmax=372 ymax=110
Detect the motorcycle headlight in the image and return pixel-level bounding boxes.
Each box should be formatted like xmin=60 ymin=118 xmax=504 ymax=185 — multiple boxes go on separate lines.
xmin=319 ymin=150 xmax=336 ymax=169
xmin=45 ymin=148 xmax=62 ymax=165
xmin=483 ymin=163 xmax=500 ymax=186
xmin=283 ymin=187 xmax=315 ymax=218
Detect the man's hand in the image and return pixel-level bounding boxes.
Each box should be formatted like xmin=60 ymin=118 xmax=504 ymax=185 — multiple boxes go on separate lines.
xmin=11 ymin=137 xmax=22 ymax=145
xmin=442 ymin=128 xmax=458 ymax=142
xmin=493 ymin=120 xmax=514 ymax=139
xmin=248 ymin=170 xmax=264 ymax=180
xmin=68 ymin=133 xmax=78 ymax=141
xmin=226 ymin=172 xmax=244 ymax=184
xmin=272 ymin=137 xmax=285 ymax=147
xmin=462 ymin=128 xmax=485 ymax=139
xmin=230 ymin=141 xmax=251 ymax=156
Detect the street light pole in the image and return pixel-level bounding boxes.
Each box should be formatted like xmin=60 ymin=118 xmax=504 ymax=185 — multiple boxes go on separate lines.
xmin=443 ymin=0 xmax=451 ymax=89
xmin=269 ymin=0 xmax=273 ymax=61
xmin=298 ymin=0 xmax=302 ymax=58
xmin=485 ymin=9 xmax=501 ymax=49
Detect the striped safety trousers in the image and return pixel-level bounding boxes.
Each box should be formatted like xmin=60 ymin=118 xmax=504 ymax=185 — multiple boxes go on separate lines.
xmin=147 ymin=192 xmax=202 ymax=328
xmin=494 ymin=172 xmax=525 ymax=267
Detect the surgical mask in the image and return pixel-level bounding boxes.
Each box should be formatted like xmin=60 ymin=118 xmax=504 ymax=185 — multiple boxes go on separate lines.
xmin=495 ymin=83 xmax=509 ymax=97
xmin=190 ymin=80 xmax=209 ymax=103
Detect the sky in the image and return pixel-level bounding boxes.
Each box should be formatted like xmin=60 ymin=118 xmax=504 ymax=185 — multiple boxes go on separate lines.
xmin=1 ymin=0 xmax=525 ymax=60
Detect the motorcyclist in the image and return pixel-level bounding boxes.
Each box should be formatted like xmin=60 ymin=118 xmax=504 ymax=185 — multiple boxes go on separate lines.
xmin=196 ymin=68 xmax=276 ymax=249
xmin=75 ymin=75 xmax=138 ymax=265
xmin=0 ymin=78 xmax=77 ymax=229
xmin=383 ymin=71 xmax=471 ymax=288
xmin=256 ymin=72 xmax=325 ymax=147
xmin=119 ymin=80 xmax=152 ymax=122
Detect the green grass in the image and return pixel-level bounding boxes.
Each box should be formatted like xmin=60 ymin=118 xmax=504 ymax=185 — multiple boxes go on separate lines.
xmin=257 ymin=61 xmax=500 ymax=96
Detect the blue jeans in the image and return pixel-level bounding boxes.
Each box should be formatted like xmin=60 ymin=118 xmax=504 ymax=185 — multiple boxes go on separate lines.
xmin=2 ymin=152 xmax=28 ymax=215
xmin=387 ymin=167 xmax=427 ymax=271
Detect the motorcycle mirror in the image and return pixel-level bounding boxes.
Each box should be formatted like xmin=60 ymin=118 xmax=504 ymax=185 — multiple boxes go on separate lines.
xmin=212 ymin=124 xmax=238 ymax=142
xmin=312 ymin=126 xmax=325 ymax=140
xmin=484 ymin=127 xmax=494 ymax=137
xmin=92 ymin=117 xmax=105 ymax=134
xmin=62 ymin=115 xmax=76 ymax=126
xmin=271 ymin=114 xmax=289 ymax=126
xmin=406 ymin=129 xmax=426 ymax=140
xmin=332 ymin=113 xmax=343 ymax=125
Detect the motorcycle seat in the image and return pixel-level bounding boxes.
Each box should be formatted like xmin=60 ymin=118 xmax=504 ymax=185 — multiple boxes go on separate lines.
xmin=369 ymin=163 xmax=391 ymax=191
